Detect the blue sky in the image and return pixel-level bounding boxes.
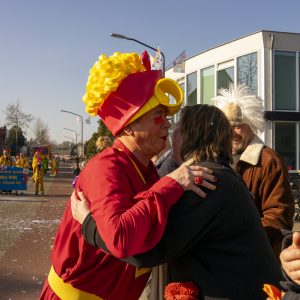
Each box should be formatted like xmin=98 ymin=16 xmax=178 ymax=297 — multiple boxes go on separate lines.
xmin=0 ymin=0 xmax=299 ymax=143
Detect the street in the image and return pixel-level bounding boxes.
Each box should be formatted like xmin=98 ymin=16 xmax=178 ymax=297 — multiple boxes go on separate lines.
xmin=0 ymin=163 xmax=300 ymax=300
xmin=0 ymin=163 xmax=74 ymax=300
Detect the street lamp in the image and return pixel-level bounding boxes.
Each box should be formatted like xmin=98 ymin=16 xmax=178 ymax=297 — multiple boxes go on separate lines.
xmin=63 ymin=128 xmax=79 ymax=145
xmin=110 ymin=33 xmax=166 ymax=73
xmin=64 ymin=135 xmax=74 ymax=144
xmin=60 ymin=110 xmax=84 ymax=157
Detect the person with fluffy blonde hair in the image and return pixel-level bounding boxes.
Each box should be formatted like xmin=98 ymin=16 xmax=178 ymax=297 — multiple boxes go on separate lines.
xmin=96 ymin=136 xmax=113 ymax=153
xmin=213 ymin=84 xmax=294 ymax=257
xmin=40 ymin=51 xmax=216 ymax=300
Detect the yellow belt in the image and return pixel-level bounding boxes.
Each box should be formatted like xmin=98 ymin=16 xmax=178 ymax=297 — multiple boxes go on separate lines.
xmin=48 ymin=150 xmax=150 ymax=299
xmin=48 ymin=266 xmax=103 ymax=300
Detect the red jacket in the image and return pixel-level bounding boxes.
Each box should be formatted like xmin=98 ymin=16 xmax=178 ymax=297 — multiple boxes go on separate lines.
xmin=40 ymin=139 xmax=183 ymax=300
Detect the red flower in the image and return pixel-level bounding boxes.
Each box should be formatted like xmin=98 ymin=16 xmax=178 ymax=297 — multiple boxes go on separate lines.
xmin=165 ymin=282 xmax=199 ymax=300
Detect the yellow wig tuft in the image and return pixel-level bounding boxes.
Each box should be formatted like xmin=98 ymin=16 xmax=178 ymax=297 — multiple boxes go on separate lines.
xmin=82 ymin=52 xmax=146 ymax=116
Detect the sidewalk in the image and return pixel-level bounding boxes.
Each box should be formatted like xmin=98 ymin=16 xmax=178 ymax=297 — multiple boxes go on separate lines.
xmin=0 ymin=172 xmax=73 ymax=300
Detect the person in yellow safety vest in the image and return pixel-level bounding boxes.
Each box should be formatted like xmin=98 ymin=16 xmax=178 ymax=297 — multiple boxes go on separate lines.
xmin=55 ymin=156 xmax=60 ymax=175
xmin=15 ymin=153 xmax=29 ymax=168
xmin=31 ymin=151 xmax=39 ymax=179
xmin=14 ymin=155 xmax=19 ymax=166
xmin=50 ymin=157 xmax=57 ymax=176
xmin=0 ymin=149 xmax=13 ymax=167
xmin=32 ymin=151 xmax=45 ymax=196
xmin=0 ymin=149 xmax=13 ymax=194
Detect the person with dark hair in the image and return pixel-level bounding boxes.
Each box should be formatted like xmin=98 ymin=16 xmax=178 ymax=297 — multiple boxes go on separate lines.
xmin=71 ymin=104 xmax=283 ymax=300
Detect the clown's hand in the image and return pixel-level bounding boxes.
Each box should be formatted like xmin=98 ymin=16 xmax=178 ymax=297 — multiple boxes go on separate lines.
xmin=71 ymin=191 xmax=91 ymax=224
xmin=167 ymin=158 xmax=216 ymax=199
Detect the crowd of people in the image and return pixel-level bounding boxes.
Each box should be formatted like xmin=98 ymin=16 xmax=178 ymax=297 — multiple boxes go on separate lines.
xmin=0 ymin=149 xmax=28 ymax=168
xmin=27 ymin=49 xmax=300 ymax=299
xmin=0 ymin=149 xmax=61 ymax=196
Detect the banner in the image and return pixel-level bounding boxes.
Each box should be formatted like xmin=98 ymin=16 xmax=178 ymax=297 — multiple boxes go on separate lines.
xmin=173 ymin=50 xmax=186 ymax=73
xmin=31 ymin=144 xmax=51 ymax=158
xmin=0 ymin=166 xmax=28 ymax=190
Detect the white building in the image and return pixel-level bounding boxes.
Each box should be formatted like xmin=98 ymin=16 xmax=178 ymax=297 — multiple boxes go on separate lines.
xmin=166 ymin=30 xmax=300 ymax=170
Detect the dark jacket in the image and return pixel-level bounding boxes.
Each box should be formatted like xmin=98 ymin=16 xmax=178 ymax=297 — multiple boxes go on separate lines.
xmin=155 ymin=149 xmax=179 ymax=178
xmin=82 ymin=161 xmax=283 ymax=300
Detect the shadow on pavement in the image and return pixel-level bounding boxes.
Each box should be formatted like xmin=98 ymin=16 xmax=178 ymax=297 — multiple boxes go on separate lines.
xmin=0 ymin=275 xmax=43 ymax=297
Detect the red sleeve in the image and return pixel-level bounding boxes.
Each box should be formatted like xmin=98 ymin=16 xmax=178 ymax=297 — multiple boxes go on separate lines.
xmin=79 ymin=150 xmax=183 ymax=258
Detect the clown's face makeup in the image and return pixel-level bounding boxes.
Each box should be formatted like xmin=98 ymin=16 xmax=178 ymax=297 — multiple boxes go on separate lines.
xmin=129 ymin=105 xmax=171 ymax=160
xmin=154 ymin=115 xmax=167 ymax=125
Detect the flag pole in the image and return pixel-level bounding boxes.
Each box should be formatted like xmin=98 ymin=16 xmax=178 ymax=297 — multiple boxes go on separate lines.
xmin=110 ymin=33 xmax=165 ymax=74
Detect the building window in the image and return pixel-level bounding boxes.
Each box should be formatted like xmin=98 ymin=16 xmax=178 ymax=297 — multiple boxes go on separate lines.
xmin=274 ymin=51 xmax=296 ymax=110
xmin=180 ymin=82 xmax=185 ymax=103
xmin=186 ymin=72 xmax=197 ymax=106
xmin=201 ymin=66 xmax=215 ymax=104
xmin=274 ymin=122 xmax=296 ymax=170
xmin=170 ymin=82 xmax=185 ymax=124
xmin=237 ymin=52 xmax=257 ymax=94
xmin=217 ymin=66 xmax=234 ymax=93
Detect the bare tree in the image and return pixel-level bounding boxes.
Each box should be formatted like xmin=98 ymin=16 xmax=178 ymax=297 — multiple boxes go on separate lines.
xmin=32 ymin=118 xmax=51 ymax=145
xmin=4 ymin=103 xmax=33 ymax=130
xmin=4 ymin=102 xmax=33 ymax=154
